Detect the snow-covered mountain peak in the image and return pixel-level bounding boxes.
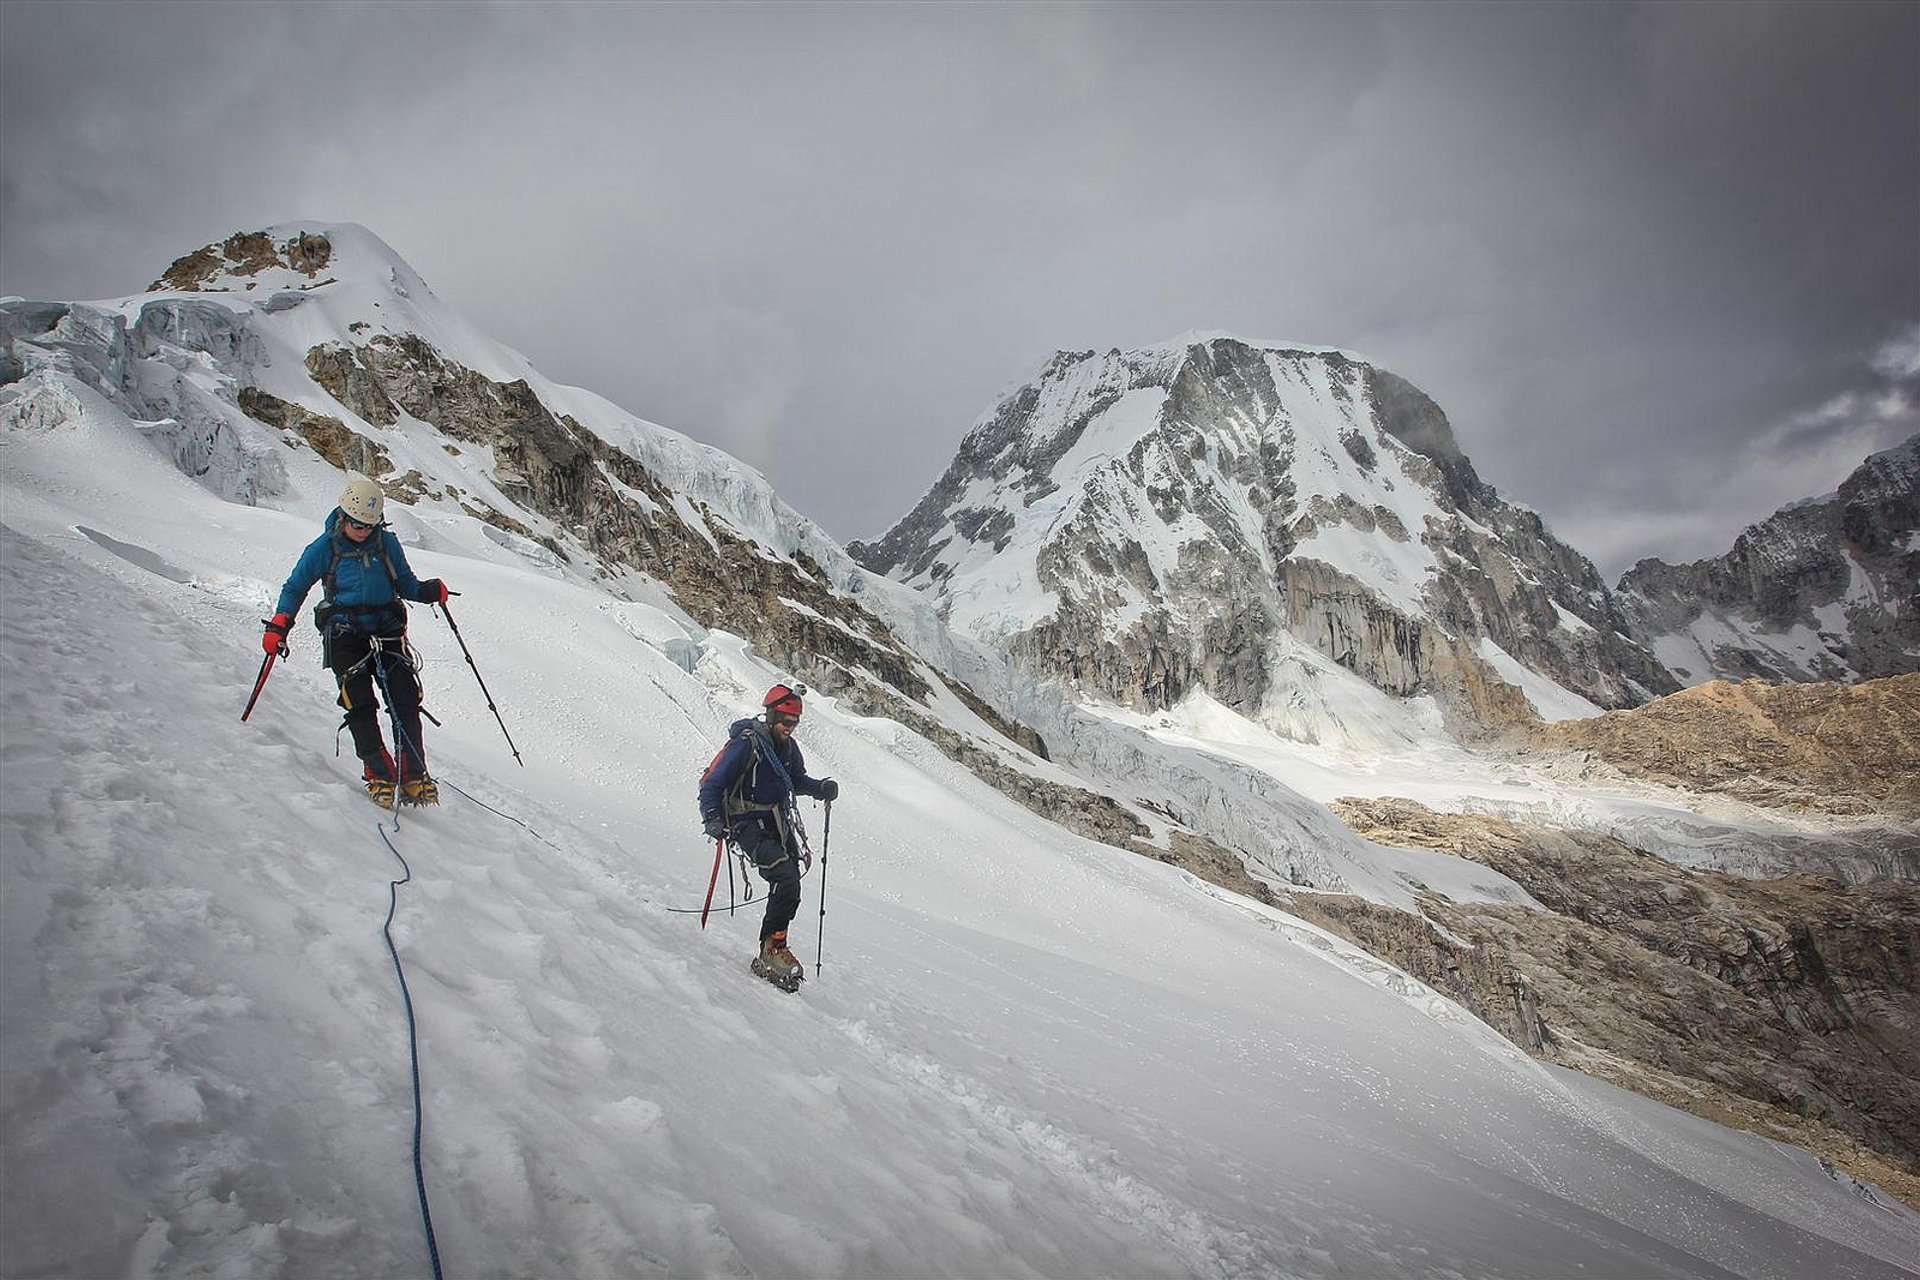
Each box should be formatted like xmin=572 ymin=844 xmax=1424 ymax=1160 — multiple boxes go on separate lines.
xmin=857 ymin=333 xmax=1670 ymax=744
xmin=127 ymin=221 xmax=552 ymax=395
xmin=890 ymin=335 xmax=1494 ymax=615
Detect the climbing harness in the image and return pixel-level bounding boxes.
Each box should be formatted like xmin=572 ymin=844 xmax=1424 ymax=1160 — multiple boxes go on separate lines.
xmin=720 ymin=721 xmax=815 ymax=863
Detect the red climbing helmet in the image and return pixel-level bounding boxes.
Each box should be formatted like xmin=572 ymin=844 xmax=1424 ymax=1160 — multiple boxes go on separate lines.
xmin=763 ymin=682 xmax=805 ymax=722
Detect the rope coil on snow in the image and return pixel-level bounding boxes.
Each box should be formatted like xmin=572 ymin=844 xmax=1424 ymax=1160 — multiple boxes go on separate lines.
xmin=378 ymin=825 xmax=445 ymax=1280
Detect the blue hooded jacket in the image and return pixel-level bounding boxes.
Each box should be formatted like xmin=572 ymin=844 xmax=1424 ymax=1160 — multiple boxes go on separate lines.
xmin=276 ymin=508 xmax=431 ymax=636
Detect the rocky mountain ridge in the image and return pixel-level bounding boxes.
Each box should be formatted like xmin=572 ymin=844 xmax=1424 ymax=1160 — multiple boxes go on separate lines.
xmin=853 ymin=337 xmax=1678 ymax=746
xmin=1615 ymin=436 xmax=1919 ymax=686
xmin=859 ymin=338 xmax=1919 ymax=750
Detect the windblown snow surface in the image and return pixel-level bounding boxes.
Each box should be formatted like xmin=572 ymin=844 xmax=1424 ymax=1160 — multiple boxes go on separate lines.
xmin=5 ymin=323 xmax=1919 ymax=1279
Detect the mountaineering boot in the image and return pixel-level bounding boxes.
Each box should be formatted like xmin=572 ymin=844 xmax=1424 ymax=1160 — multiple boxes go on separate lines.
xmin=364 ymin=771 xmax=396 ymax=809
xmin=400 ymin=772 xmax=439 ymax=806
xmin=751 ymin=930 xmax=804 ymax=990
xmin=363 ymin=751 xmax=397 ymax=809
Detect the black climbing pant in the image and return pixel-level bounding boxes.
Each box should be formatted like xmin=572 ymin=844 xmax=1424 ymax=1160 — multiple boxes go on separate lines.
xmin=331 ymin=631 xmax=426 ymax=777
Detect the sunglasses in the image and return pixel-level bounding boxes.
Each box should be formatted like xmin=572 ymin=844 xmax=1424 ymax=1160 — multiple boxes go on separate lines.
xmin=343 ymin=516 xmax=375 ymax=532
xmin=769 ymin=713 xmax=800 ymax=728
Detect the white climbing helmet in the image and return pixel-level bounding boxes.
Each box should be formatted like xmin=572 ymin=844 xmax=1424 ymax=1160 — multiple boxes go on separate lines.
xmin=338 ymin=474 xmax=384 ymax=526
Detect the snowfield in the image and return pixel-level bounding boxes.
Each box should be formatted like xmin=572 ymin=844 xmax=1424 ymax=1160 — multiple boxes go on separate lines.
xmin=5 ymin=353 xmax=1919 ymax=1278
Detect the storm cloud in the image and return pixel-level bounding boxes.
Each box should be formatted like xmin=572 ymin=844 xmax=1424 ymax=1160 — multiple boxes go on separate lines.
xmin=4 ymin=1 xmax=1914 ymax=577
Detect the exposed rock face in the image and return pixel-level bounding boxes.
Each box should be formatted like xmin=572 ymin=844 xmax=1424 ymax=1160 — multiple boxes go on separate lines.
xmin=293 ymin=335 xmax=927 ymax=692
xmin=1277 ymin=557 xmax=1544 ymax=735
xmin=855 ymin=337 xmax=1676 ymax=741
xmin=151 ymin=230 xmax=334 ymax=292
xmin=1532 ymin=673 xmax=1920 ymax=821
xmin=1616 ymin=435 xmax=1919 ymax=684
xmin=305 ymin=344 xmax=399 ymax=427
xmin=237 ymin=388 xmax=393 ymax=479
xmin=1319 ymin=797 xmax=1920 ymax=1210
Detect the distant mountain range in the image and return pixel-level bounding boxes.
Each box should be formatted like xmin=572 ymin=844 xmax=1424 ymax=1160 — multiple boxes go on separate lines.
xmin=1617 ymin=437 xmax=1919 ymax=684
xmin=853 ymin=335 xmax=1918 ymax=742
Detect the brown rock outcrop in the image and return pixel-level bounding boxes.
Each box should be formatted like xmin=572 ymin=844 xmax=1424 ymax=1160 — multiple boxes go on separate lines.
xmin=238 ymin=388 xmax=393 ymax=478
xmin=1531 ymin=673 xmax=1920 ymax=819
xmin=151 ymin=230 xmax=334 ymax=292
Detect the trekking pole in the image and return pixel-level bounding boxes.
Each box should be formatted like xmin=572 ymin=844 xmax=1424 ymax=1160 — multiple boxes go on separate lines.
xmin=434 ymin=597 xmax=523 ymax=766
xmin=699 ymin=838 xmax=725 ymax=929
xmin=241 ymin=637 xmax=286 ymax=722
xmin=815 ymin=800 xmax=832 ymax=976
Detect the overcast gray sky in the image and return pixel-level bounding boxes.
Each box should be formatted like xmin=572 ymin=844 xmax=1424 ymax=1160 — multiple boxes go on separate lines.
xmin=4 ymin=1 xmax=1915 ymax=578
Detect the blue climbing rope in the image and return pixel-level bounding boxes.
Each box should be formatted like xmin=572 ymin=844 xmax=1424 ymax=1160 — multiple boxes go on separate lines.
xmin=743 ymin=721 xmax=812 ymax=859
xmin=370 ymin=642 xmax=423 ymax=828
xmin=378 ymin=824 xmax=444 ymax=1280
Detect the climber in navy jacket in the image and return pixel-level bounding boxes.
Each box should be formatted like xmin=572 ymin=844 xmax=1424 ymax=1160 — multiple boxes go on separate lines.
xmin=698 ymin=683 xmax=839 ymax=982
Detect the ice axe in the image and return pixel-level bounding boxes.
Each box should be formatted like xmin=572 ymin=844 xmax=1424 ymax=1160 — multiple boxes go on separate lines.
xmin=700 ymin=837 xmax=725 ymax=929
xmin=241 ymin=632 xmax=286 ymax=722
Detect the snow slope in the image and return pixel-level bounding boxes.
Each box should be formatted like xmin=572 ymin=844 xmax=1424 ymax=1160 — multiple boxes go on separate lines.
xmin=5 ymin=330 xmax=1918 ymax=1279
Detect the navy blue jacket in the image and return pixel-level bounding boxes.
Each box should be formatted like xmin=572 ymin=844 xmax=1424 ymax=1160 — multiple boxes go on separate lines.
xmin=276 ymin=508 xmax=432 ymax=636
xmin=698 ymin=717 xmax=829 ymax=841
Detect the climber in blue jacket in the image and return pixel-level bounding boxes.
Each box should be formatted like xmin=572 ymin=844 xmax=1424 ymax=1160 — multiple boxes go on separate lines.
xmin=263 ymin=474 xmax=450 ymax=807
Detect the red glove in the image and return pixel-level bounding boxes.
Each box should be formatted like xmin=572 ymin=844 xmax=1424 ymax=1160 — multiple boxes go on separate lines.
xmin=262 ymin=613 xmax=292 ymax=654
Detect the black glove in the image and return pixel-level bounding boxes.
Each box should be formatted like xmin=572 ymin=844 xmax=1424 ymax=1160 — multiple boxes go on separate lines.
xmin=703 ymin=815 xmax=727 ymax=841
xmin=418 ymin=579 xmax=451 ymax=605
xmin=817 ymin=778 xmax=840 ymax=802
